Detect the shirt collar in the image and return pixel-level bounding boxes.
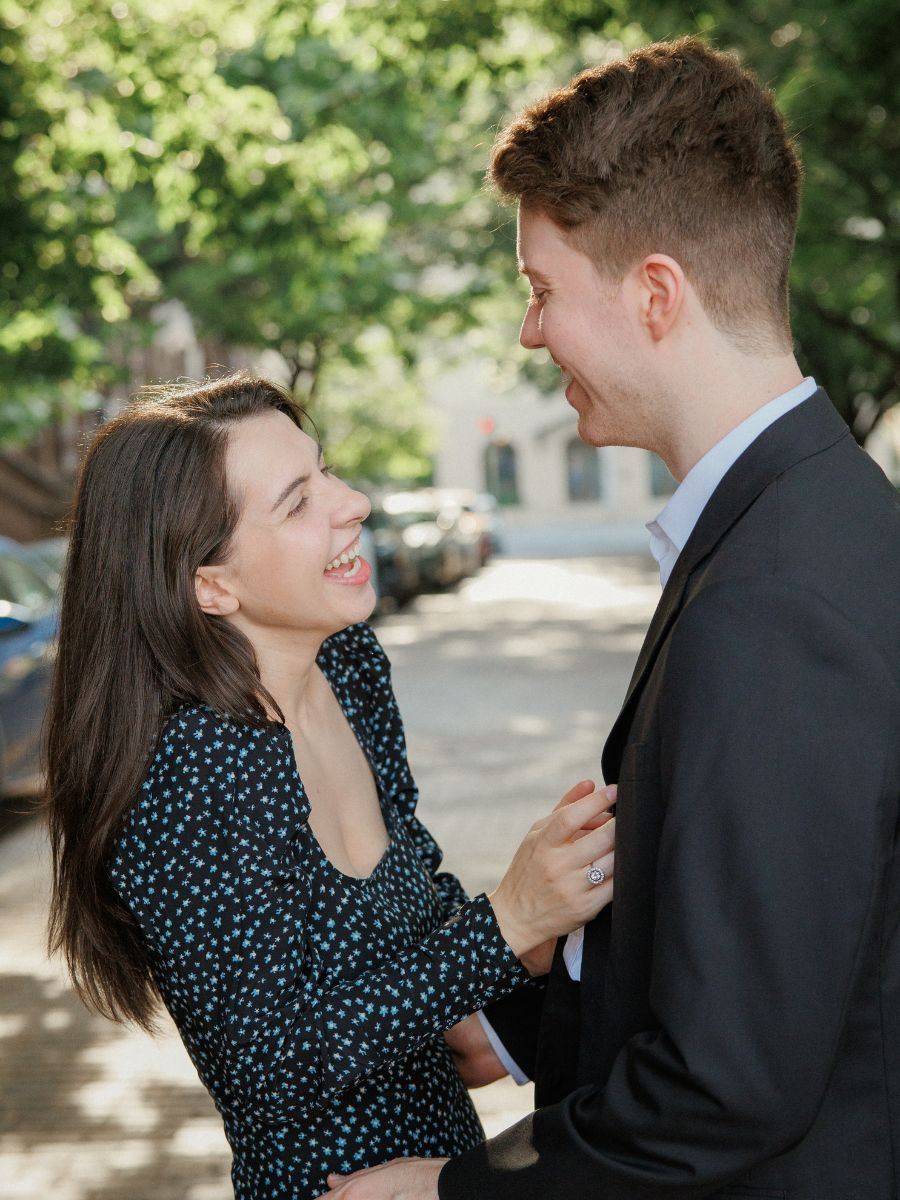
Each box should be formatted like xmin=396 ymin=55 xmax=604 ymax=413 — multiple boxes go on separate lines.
xmin=648 ymin=377 xmax=818 ymax=563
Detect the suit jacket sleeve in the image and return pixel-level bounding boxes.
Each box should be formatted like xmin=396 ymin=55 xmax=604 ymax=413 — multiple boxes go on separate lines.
xmin=440 ymin=577 xmax=900 ymax=1198
xmin=477 ymin=978 xmax=548 ymax=1081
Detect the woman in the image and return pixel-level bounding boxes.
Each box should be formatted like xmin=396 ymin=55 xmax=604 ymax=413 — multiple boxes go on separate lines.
xmin=46 ymin=374 xmax=616 ymax=1200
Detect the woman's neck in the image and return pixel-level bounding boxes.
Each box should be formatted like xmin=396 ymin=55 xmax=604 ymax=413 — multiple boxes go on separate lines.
xmin=244 ymin=623 xmax=326 ymax=726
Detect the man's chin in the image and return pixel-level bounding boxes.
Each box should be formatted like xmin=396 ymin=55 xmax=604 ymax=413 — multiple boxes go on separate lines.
xmin=575 ymin=413 xmax=612 ymax=448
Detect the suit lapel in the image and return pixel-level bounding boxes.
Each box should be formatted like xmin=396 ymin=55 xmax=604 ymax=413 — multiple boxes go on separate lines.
xmin=601 ymin=390 xmax=849 ymax=782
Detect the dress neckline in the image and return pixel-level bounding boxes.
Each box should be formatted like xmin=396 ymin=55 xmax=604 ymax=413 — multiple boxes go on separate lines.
xmin=281 ymin=650 xmax=394 ymax=885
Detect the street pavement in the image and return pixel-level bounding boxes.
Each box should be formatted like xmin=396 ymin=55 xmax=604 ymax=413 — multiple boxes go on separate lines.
xmin=0 ymin=550 xmax=660 ymax=1200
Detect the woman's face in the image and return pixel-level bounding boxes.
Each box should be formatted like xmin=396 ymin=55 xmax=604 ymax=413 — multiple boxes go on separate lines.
xmin=202 ymin=408 xmax=375 ymax=641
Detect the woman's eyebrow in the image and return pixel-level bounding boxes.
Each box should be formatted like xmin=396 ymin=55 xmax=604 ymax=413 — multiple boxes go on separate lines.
xmin=269 ymin=445 xmax=324 ymax=512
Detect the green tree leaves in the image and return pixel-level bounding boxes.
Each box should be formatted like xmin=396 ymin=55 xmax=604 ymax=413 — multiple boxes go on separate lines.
xmin=3 ymin=0 xmax=896 ymax=468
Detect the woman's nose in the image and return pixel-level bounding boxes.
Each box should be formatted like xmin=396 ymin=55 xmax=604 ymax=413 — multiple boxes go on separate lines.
xmin=336 ymin=481 xmax=371 ymax=526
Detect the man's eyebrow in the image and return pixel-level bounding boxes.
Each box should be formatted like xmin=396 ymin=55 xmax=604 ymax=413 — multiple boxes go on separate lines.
xmin=518 ymin=263 xmax=550 ymax=282
xmin=270 ymin=445 xmax=324 ymax=512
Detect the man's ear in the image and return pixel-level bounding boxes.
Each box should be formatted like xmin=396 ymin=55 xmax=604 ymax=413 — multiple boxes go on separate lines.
xmin=637 ymin=254 xmax=685 ymax=341
xmin=194 ymin=568 xmax=240 ymax=617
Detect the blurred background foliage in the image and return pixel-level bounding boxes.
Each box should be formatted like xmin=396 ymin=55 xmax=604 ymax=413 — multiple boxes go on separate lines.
xmin=2 ymin=0 xmax=898 ymax=477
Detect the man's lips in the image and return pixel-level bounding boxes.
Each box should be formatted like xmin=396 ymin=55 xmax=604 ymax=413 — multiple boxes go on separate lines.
xmin=553 ymin=360 xmax=574 ymax=388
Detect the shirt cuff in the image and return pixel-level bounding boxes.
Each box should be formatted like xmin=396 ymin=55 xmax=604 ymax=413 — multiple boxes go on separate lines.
xmin=476 ymin=1009 xmax=529 ymax=1085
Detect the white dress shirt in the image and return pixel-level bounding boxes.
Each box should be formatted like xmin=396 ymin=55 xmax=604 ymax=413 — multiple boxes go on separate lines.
xmin=562 ymin=376 xmax=818 ymax=982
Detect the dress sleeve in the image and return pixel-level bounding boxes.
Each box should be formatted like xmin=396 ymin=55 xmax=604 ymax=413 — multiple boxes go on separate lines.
xmin=113 ymin=704 xmax=530 ymax=1126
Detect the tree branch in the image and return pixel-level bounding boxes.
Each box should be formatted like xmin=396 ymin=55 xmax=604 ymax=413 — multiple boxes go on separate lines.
xmin=305 ymin=336 xmax=325 ymax=410
xmin=799 ymin=294 xmax=900 ymax=369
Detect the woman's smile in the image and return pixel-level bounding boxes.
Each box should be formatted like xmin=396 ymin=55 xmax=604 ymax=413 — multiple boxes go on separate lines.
xmin=323 ymin=537 xmax=372 ymax=585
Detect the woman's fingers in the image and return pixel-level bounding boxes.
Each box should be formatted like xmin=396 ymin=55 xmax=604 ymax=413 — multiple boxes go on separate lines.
xmin=554 ymin=779 xmax=596 ymax=810
xmin=533 ymin=782 xmax=617 ymax=834
xmin=532 ymin=779 xmax=595 ymax=831
xmin=544 ymin=787 xmax=617 ymax=846
xmin=568 ymin=817 xmax=616 ymax=867
xmin=580 ymin=784 xmax=616 ymax=827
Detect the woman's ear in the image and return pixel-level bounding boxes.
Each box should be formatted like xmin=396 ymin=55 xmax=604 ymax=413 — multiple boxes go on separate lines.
xmin=194 ymin=569 xmax=240 ymax=617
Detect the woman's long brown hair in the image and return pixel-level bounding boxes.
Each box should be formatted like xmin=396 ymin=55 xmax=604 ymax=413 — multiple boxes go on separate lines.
xmin=46 ymin=373 xmax=304 ymax=1029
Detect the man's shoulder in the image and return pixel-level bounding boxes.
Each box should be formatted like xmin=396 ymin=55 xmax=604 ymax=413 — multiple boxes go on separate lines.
xmin=702 ymin=431 xmax=899 ymax=594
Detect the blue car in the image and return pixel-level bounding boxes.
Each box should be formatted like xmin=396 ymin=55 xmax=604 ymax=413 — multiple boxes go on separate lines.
xmin=0 ymin=537 xmax=59 ymax=797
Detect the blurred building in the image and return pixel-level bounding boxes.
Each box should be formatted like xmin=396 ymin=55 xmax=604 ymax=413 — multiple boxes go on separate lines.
xmin=429 ymin=357 xmax=676 ymax=528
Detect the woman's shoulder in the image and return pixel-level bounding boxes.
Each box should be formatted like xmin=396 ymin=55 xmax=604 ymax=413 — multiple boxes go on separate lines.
xmin=154 ymin=703 xmax=270 ymax=768
xmin=128 ymin=703 xmax=307 ymax=850
xmin=144 ymin=704 xmax=294 ymax=809
xmin=319 ymin=621 xmax=392 ymax=691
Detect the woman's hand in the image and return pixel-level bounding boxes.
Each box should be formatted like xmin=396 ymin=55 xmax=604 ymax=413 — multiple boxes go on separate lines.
xmin=488 ymin=780 xmax=616 ymax=962
xmin=442 ymin=1013 xmax=507 ymax=1088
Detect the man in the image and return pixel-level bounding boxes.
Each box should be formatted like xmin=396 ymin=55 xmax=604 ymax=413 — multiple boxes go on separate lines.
xmin=322 ymin=36 xmax=900 ymax=1199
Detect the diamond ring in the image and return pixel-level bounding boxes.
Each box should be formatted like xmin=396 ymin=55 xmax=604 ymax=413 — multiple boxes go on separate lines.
xmin=587 ymin=864 xmax=606 ymax=886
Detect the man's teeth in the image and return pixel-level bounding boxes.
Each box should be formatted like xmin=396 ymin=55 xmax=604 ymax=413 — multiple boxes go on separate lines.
xmin=325 ymin=540 xmax=361 ymax=572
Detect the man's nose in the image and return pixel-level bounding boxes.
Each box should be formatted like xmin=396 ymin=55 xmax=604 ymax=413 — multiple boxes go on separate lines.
xmin=519 ymin=302 xmax=544 ymax=349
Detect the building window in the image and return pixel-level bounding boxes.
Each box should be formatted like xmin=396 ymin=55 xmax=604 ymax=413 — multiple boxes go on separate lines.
xmin=566 ymin=438 xmax=603 ymax=501
xmin=484 ymin=440 xmax=519 ymax=505
xmin=649 ymin=452 xmax=677 ymax=497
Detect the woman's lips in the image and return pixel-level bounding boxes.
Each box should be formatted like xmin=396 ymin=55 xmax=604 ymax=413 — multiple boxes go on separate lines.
xmin=324 ymin=556 xmax=373 ymax=586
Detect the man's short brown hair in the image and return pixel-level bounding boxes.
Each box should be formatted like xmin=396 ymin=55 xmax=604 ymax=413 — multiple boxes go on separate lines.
xmin=490 ymin=37 xmax=802 ymax=350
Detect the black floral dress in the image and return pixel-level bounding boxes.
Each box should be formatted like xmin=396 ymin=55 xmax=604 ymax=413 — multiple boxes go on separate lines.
xmin=111 ymin=622 xmax=529 ymax=1200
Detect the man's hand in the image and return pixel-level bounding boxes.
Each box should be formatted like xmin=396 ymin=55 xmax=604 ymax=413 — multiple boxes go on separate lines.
xmin=443 ymin=1014 xmax=507 ymax=1087
xmin=319 ymin=1157 xmax=445 ymax=1199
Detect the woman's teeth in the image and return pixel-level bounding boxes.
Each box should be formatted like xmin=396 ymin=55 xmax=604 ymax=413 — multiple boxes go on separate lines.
xmin=325 ymin=540 xmax=361 ymax=573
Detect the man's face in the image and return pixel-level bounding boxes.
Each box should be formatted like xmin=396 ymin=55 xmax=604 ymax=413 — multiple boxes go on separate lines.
xmin=516 ymin=207 xmax=651 ymax=448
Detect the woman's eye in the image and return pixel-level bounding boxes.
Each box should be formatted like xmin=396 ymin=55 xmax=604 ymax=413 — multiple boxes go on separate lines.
xmin=286 ymin=463 xmax=333 ymax=515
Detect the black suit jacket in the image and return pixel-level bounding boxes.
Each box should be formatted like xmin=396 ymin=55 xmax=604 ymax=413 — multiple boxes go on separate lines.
xmin=440 ymin=392 xmax=900 ymax=1199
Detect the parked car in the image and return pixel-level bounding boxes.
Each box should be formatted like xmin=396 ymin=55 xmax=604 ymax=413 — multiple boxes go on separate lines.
xmin=468 ymin=492 xmax=505 ymax=563
xmin=428 ymin=488 xmax=490 ymax=576
xmin=19 ymin=535 xmax=68 ymax=590
xmin=364 ymin=497 xmax=422 ymax=607
xmin=0 ymin=537 xmax=59 ymax=797
xmin=378 ymin=490 xmax=462 ymax=590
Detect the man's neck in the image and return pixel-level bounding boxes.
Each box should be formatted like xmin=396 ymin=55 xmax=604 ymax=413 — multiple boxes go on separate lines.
xmin=660 ymin=355 xmax=805 ymax=482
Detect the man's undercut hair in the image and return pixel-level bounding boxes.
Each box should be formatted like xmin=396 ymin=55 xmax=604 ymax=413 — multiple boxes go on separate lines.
xmin=491 ymin=37 xmax=802 ymax=352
